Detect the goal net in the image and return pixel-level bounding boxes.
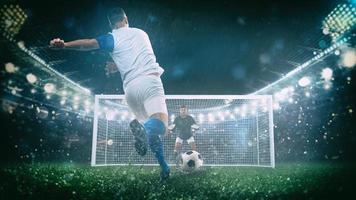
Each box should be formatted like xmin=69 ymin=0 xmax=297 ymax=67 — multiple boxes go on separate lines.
xmin=91 ymin=95 xmax=275 ymax=167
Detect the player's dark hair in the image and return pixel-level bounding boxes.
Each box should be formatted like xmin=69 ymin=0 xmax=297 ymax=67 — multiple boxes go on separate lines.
xmin=107 ymin=7 xmax=126 ymax=26
xmin=180 ymin=105 xmax=187 ymax=109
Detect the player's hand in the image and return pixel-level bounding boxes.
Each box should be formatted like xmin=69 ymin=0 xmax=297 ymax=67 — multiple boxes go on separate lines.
xmin=105 ymin=61 xmax=119 ymax=76
xmin=49 ymin=38 xmax=65 ymax=49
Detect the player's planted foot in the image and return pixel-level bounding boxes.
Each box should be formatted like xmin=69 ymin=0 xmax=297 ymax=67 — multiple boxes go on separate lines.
xmin=129 ymin=119 xmax=148 ymax=156
xmin=160 ymin=169 xmax=170 ymax=183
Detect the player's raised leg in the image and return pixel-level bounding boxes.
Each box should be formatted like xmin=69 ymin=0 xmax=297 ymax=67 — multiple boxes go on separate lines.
xmin=129 ymin=119 xmax=148 ymax=156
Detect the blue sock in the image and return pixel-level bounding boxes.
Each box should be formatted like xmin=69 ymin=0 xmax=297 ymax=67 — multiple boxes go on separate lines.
xmin=144 ymin=118 xmax=170 ymax=173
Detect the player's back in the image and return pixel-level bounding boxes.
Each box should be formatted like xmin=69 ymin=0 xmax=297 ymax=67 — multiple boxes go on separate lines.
xmin=110 ymin=27 xmax=163 ymax=88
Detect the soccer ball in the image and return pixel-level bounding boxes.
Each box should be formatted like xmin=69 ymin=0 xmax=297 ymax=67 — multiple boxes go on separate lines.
xmin=180 ymin=150 xmax=203 ymax=171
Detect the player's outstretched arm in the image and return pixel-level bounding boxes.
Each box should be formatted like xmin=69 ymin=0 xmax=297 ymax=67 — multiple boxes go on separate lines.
xmin=49 ymin=38 xmax=99 ymax=51
xmin=168 ymin=124 xmax=176 ymax=131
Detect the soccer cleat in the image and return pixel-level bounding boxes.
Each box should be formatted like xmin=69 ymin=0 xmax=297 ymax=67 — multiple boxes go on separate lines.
xmin=129 ymin=119 xmax=148 ymax=156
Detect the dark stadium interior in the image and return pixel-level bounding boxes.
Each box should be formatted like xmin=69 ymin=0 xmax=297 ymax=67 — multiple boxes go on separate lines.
xmin=0 ymin=0 xmax=355 ymax=199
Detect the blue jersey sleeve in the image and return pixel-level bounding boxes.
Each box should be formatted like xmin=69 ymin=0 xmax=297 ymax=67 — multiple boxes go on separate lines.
xmin=95 ymin=34 xmax=114 ymax=52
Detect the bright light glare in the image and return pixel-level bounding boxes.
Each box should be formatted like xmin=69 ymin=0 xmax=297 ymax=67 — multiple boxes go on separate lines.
xmin=5 ymin=63 xmax=17 ymax=73
xmin=198 ymin=113 xmax=204 ymax=123
xmin=321 ymin=68 xmax=333 ymax=81
xmin=84 ymin=99 xmax=91 ymax=106
xmin=298 ymin=77 xmax=311 ymax=87
xmin=341 ymin=49 xmax=356 ymax=68
xmin=26 ymin=73 xmax=37 ymax=84
xmin=73 ymin=96 xmax=80 ymax=101
xmin=208 ymin=113 xmax=215 ymax=122
xmin=44 ymin=83 xmax=55 ymax=93
xmin=61 ymin=90 xmax=68 ymax=96
xmin=273 ymin=102 xmax=281 ymax=110
xmin=106 ymin=110 xmax=116 ymax=120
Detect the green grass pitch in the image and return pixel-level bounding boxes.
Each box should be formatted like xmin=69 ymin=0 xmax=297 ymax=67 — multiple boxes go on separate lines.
xmin=0 ymin=163 xmax=355 ymax=199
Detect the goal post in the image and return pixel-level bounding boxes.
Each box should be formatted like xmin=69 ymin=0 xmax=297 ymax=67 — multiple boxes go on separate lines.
xmin=91 ymin=95 xmax=275 ymax=167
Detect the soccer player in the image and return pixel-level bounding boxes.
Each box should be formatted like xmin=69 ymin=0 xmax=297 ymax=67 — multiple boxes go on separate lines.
xmin=168 ymin=105 xmax=199 ymax=164
xmin=49 ymin=7 xmax=170 ymax=181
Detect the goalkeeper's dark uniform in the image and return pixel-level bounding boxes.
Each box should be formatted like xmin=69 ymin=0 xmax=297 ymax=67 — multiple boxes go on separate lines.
xmin=172 ymin=115 xmax=196 ymax=144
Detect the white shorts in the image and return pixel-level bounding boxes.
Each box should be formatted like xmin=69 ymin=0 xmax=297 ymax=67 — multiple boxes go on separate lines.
xmin=124 ymin=75 xmax=168 ymax=123
xmin=176 ymin=136 xmax=195 ymax=144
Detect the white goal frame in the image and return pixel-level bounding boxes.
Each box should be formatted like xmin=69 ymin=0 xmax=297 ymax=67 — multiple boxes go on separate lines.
xmin=91 ymin=95 xmax=275 ymax=168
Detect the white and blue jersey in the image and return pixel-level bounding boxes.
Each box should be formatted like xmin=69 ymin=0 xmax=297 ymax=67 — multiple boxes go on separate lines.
xmin=96 ymin=27 xmax=164 ymax=89
xmin=96 ymin=27 xmax=168 ymax=123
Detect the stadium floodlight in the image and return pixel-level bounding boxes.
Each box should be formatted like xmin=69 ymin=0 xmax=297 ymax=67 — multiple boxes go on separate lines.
xmin=322 ymin=3 xmax=356 ymax=42
xmin=26 ymin=73 xmax=37 ymax=84
xmin=44 ymin=83 xmax=55 ymax=93
xmin=0 ymin=4 xmax=27 ymax=41
xmin=5 ymin=62 xmax=17 ymax=73
xmin=298 ymin=77 xmax=311 ymax=87
xmin=252 ymin=36 xmax=350 ymax=95
xmin=321 ymin=68 xmax=333 ymax=81
xmin=16 ymin=42 xmax=91 ymax=95
xmin=341 ymin=48 xmax=356 ymax=68
xmin=91 ymin=95 xmax=275 ymax=167
xmin=274 ymin=86 xmax=294 ymax=102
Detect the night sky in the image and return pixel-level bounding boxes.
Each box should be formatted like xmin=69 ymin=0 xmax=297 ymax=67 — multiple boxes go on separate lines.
xmin=12 ymin=0 xmax=341 ymax=94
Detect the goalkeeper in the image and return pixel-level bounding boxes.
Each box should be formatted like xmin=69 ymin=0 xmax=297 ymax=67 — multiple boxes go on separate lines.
xmin=168 ymin=105 xmax=199 ymax=163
